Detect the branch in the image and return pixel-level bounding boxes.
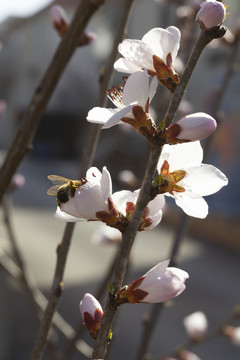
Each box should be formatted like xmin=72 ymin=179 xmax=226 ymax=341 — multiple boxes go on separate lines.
xmin=30 ymin=0 xmax=136 ymax=358
xmin=92 ymin=25 xmax=227 ymax=360
xmin=135 ymin=28 xmax=235 ymax=360
xmin=0 ymin=0 xmax=105 ymax=204
xmin=0 ymin=248 xmax=92 ymax=358
xmin=164 ymin=27 xmax=226 ymax=128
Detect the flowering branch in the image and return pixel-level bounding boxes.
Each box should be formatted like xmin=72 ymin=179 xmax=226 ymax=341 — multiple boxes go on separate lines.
xmin=30 ymin=1 xmax=136 ymax=359
xmin=135 ymin=23 xmax=236 ymax=360
xmin=0 ymin=0 xmax=105 ymax=205
xmin=92 ymin=24 xmax=227 ymax=360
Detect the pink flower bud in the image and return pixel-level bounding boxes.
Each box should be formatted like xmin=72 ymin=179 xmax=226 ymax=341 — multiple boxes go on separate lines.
xmin=195 ymin=0 xmax=226 ymax=30
xmin=119 ymin=260 xmax=189 ymax=304
xmin=79 ymin=31 xmax=97 ymax=47
xmin=9 ymin=174 xmax=25 ymax=192
xmin=79 ymin=293 xmax=103 ymax=339
xmin=50 ymin=5 xmax=69 ymax=37
xmin=165 ymin=112 xmax=217 ymax=144
xmin=183 ymin=311 xmax=208 ymax=341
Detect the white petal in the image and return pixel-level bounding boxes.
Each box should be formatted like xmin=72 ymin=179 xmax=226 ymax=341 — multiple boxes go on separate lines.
xmin=114 ymin=58 xmax=141 ymax=73
xmin=145 ymin=210 xmax=163 ymax=230
xmin=87 ymin=107 xmax=119 ymax=124
xmin=54 ymin=206 xmax=84 ymax=222
xmin=148 ymin=194 xmax=165 ymax=216
xmin=117 ymin=39 xmax=154 ymax=71
xmin=157 ymin=141 xmax=203 ymax=173
xmin=149 ymin=75 xmax=158 ymax=103
xmin=102 ymin=104 xmax=134 ymax=129
xmin=174 ymin=192 xmax=208 ymax=218
xmin=142 ymin=27 xmax=180 ymax=63
xmin=142 ymin=267 xmax=188 ymax=303
xmin=141 ymin=260 xmax=170 ymax=288
xmin=166 ymin=26 xmax=181 ymax=61
xmin=185 ymin=164 xmax=228 ymax=196
xmin=122 ymin=70 xmax=149 ymax=108
xmin=112 ymin=190 xmax=135 ymax=215
xmin=61 ymin=183 xmax=108 ymax=220
xmin=142 ymin=28 xmax=166 ymax=59
xmin=101 ymin=166 xmax=112 ymax=203
xmin=86 ymin=167 xmax=102 ymax=183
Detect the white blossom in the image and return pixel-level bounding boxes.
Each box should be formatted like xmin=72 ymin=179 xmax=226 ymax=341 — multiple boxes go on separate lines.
xmin=87 ymin=70 xmax=157 ymax=131
xmin=157 ymin=141 xmax=228 ymax=218
xmin=114 ymin=27 xmax=181 ymax=91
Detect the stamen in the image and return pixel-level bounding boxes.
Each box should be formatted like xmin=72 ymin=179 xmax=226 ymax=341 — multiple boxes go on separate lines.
xmin=105 ymin=77 xmax=128 ymax=108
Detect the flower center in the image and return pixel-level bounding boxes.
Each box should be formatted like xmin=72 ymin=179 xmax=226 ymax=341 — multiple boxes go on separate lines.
xmin=106 ymin=77 xmax=128 ymax=109
xmin=157 ymin=160 xmax=186 ymax=194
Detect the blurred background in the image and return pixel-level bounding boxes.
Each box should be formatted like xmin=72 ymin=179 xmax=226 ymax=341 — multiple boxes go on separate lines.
xmin=0 ymin=0 xmax=240 ymax=359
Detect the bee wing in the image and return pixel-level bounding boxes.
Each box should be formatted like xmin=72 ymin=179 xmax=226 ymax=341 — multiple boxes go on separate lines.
xmin=47 ymin=185 xmax=60 ymax=196
xmin=47 ymin=175 xmax=70 ymax=185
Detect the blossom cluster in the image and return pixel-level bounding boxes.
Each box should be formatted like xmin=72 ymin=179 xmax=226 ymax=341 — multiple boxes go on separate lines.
xmin=48 ymin=0 xmax=229 ymax=342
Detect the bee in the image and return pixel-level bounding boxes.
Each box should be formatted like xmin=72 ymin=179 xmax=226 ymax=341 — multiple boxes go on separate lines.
xmin=47 ymin=175 xmax=87 ymax=206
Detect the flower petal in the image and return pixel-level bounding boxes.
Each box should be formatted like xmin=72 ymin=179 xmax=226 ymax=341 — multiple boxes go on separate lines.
xmin=54 ymin=206 xmax=84 ymax=222
xmin=86 ymin=167 xmax=102 ymax=183
xmin=102 ymin=104 xmax=134 ymax=128
xmin=174 ymin=191 xmax=208 ymax=218
xmin=165 ymin=26 xmax=181 ymax=61
xmin=117 ymin=39 xmax=154 ymax=71
xmin=145 ymin=194 xmax=165 ymax=230
xmin=158 ymin=141 xmax=203 ymax=173
xmin=112 ymin=190 xmax=135 ymax=215
xmin=101 ymin=167 xmax=112 ymax=203
xmin=141 ymin=263 xmax=189 ymax=303
xmin=114 ymin=57 xmax=141 ymax=73
xmin=185 ymin=164 xmax=228 ymax=196
xmin=122 ymin=70 xmax=149 ymax=108
xmin=141 ymin=260 xmax=170 ymax=288
xmin=149 ymin=75 xmax=158 ymax=103
xmin=142 ymin=26 xmax=180 ymax=63
xmin=87 ymin=107 xmax=119 ymax=124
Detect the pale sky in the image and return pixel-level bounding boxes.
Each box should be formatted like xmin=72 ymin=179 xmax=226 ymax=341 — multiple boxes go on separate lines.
xmin=0 ymin=0 xmax=53 ymax=23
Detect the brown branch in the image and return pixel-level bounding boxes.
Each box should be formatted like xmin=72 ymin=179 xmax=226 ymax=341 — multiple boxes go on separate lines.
xmin=135 ymin=28 xmax=236 ymax=360
xmin=92 ymin=26 xmax=227 ymax=360
xmin=164 ymin=27 xmax=226 ymax=129
xmin=0 ymin=0 xmax=105 ymax=205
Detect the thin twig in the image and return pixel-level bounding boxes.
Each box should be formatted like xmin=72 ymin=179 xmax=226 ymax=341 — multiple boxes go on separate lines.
xmin=92 ymin=26 xmax=227 ymax=360
xmin=0 ymin=248 xmax=92 ymax=358
xmin=0 ymin=0 xmax=105 ymax=205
